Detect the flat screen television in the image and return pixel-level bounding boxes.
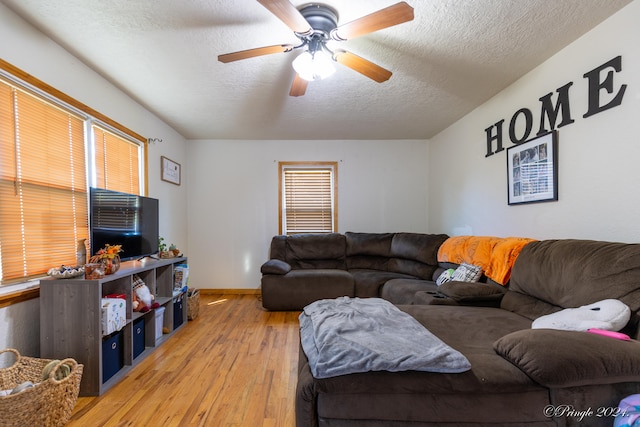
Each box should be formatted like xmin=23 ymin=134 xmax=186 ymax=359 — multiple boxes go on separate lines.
xmin=89 ymin=187 xmax=159 ymax=261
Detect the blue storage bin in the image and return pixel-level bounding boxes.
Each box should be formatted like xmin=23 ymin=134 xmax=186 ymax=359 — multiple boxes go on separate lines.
xmin=173 ymin=296 xmax=184 ymax=330
xmin=102 ymin=330 xmax=123 ymax=383
xmin=133 ymin=317 xmax=145 ymax=359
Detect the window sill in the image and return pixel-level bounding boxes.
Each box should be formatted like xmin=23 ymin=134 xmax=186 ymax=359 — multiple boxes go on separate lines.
xmin=0 ymin=281 xmax=40 ymax=308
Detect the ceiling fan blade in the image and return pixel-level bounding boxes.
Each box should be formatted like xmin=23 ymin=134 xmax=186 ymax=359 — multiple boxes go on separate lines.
xmin=257 ymin=0 xmax=313 ymax=35
xmin=289 ymin=73 xmax=308 ymax=97
xmin=218 ymin=44 xmax=294 ymax=63
xmin=331 ymin=2 xmax=414 ymax=41
xmin=333 ymin=50 xmax=392 ymax=83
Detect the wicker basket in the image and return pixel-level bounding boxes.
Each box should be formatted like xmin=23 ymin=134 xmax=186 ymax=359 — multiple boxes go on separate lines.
xmin=187 ymin=288 xmax=200 ymax=320
xmin=0 ymin=349 xmax=83 ymax=427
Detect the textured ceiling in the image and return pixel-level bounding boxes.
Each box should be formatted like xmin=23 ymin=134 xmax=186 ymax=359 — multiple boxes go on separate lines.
xmin=1 ymin=0 xmax=631 ymax=140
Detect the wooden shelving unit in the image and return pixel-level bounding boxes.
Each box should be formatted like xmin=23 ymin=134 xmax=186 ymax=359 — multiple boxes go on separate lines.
xmin=39 ymin=257 xmax=188 ymax=396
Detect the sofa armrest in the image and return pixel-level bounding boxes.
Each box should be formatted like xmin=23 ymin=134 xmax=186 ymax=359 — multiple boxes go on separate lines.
xmin=494 ymin=329 xmax=640 ymax=387
xmin=260 ymin=259 xmax=292 ymax=275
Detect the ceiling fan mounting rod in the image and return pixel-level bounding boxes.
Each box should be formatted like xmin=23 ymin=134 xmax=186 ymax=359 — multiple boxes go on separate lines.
xmin=292 ymin=3 xmax=339 ymax=59
xmin=296 ymin=4 xmax=338 ymax=37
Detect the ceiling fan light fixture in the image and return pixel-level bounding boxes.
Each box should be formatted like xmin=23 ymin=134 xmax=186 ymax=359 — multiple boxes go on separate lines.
xmin=219 ymin=1 xmax=415 ymax=96
xmin=292 ymin=50 xmax=335 ymax=81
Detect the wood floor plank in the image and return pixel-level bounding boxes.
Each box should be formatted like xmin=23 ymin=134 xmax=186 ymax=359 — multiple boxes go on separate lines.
xmin=67 ymin=294 xmax=300 ymax=427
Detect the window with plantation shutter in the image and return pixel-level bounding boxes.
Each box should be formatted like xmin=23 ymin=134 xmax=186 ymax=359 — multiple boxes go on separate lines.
xmin=0 ymin=79 xmax=88 ymax=283
xmin=279 ymin=162 xmax=337 ymax=235
xmin=93 ymin=125 xmax=141 ymax=195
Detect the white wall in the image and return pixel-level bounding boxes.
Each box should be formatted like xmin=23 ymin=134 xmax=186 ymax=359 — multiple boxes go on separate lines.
xmin=429 ymin=1 xmax=640 ymax=243
xmin=186 ymin=139 xmax=429 ymax=290
xmin=0 ymin=3 xmax=188 ymax=355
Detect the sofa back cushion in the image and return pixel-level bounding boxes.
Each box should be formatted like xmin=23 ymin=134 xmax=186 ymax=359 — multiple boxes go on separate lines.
xmin=508 ymin=239 xmax=640 ymax=316
xmin=285 ymin=233 xmax=347 ymax=270
xmin=268 ymin=235 xmax=288 ymax=261
xmin=345 ymin=232 xmax=394 ymax=270
xmin=387 ymin=233 xmax=449 ymax=279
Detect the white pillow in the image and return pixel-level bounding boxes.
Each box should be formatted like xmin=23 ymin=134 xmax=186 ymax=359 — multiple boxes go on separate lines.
xmin=532 ymin=299 xmax=631 ymax=332
xmin=451 ymin=263 xmax=483 ymax=282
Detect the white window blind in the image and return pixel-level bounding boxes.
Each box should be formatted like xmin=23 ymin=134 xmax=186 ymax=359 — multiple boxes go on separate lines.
xmin=280 ymin=162 xmax=337 ymax=235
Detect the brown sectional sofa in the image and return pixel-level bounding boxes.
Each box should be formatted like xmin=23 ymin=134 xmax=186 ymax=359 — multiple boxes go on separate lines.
xmin=260 ymin=232 xmax=449 ymax=310
xmin=262 ymin=233 xmax=640 ymax=426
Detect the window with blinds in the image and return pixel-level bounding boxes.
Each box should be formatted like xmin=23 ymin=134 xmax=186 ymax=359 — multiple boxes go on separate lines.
xmin=279 ymin=162 xmax=337 ymax=235
xmin=0 ymin=68 xmax=145 ymax=285
xmin=93 ymin=125 xmax=141 ymax=195
xmin=0 ymin=80 xmax=88 ymax=281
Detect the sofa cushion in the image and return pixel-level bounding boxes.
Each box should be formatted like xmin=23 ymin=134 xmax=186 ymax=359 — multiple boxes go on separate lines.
xmin=390 ymin=233 xmax=449 ymax=265
xmin=345 ymin=232 xmax=394 ymax=257
xmin=261 ymin=269 xmax=354 ymax=311
xmin=379 ymin=278 xmax=439 ymax=305
xmin=286 ymin=233 xmax=347 ymax=270
xmin=509 ymin=239 xmax=640 ymax=314
xmin=387 ymin=258 xmax=437 ymax=280
xmin=260 ymin=259 xmax=291 ymax=275
xmin=398 ymin=305 xmax=537 ymax=391
xmin=500 ymin=290 xmax=562 ymax=321
xmin=494 ymin=329 xmax=640 ymax=387
xmin=438 ymin=281 xmax=506 ymax=303
xmin=345 ymin=255 xmax=390 ymax=271
xmin=386 ymin=233 xmax=448 ymax=280
xmin=345 ymin=232 xmax=394 ymax=270
xmin=304 ymin=305 xmax=539 ymax=396
xmin=268 ymin=235 xmax=287 ymax=260
xmin=350 ymin=269 xmax=417 ymax=298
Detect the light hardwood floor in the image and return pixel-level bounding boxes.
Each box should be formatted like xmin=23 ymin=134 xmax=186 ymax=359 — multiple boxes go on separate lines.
xmin=68 ymin=293 xmax=300 ymax=427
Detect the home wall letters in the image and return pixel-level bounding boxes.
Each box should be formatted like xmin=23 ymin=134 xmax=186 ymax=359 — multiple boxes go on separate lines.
xmin=484 ymin=56 xmax=627 ymax=157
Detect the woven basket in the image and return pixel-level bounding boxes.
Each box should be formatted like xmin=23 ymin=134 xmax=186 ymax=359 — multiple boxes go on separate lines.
xmin=187 ymin=288 xmax=200 ymax=320
xmin=0 ymin=349 xmax=83 ymax=427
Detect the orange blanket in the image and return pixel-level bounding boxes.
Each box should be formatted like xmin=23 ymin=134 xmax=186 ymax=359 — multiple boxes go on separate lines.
xmin=437 ymin=236 xmax=536 ymax=285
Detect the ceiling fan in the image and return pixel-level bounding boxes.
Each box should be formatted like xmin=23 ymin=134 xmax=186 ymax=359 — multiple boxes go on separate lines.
xmin=218 ymin=0 xmax=414 ymax=96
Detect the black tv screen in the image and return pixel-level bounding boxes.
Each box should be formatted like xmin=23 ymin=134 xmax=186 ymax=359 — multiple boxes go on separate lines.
xmin=90 ymin=187 xmax=159 ymax=261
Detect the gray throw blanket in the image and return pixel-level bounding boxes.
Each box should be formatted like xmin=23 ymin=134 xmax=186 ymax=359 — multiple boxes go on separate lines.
xmin=299 ymin=297 xmax=471 ymax=379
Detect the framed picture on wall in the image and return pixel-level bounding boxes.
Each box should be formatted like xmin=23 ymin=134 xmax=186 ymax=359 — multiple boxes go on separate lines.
xmin=161 ymin=156 xmax=181 ymax=185
xmin=507 ymin=131 xmax=557 ymax=205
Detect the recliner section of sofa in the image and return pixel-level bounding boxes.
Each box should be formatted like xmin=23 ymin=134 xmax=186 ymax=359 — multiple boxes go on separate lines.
xmin=260 ymin=231 xmax=449 ymax=310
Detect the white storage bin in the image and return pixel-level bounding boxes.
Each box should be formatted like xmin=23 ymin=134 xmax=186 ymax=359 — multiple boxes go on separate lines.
xmin=101 ymin=298 xmax=126 ymax=337
xmin=154 ymin=306 xmax=165 ymax=341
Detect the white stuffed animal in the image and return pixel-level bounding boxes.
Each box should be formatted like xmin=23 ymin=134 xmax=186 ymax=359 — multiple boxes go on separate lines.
xmin=532 ymin=299 xmax=631 ymax=332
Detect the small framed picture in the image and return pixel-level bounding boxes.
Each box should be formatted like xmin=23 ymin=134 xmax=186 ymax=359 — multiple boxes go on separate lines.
xmin=507 ymin=131 xmax=558 ymax=205
xmin=161 ymin=156 xmax=181 ymax=185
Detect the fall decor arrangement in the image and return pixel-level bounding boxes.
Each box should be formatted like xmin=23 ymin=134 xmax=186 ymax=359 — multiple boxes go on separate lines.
xmin=90 ymin=244 xmax=122 ymax=275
